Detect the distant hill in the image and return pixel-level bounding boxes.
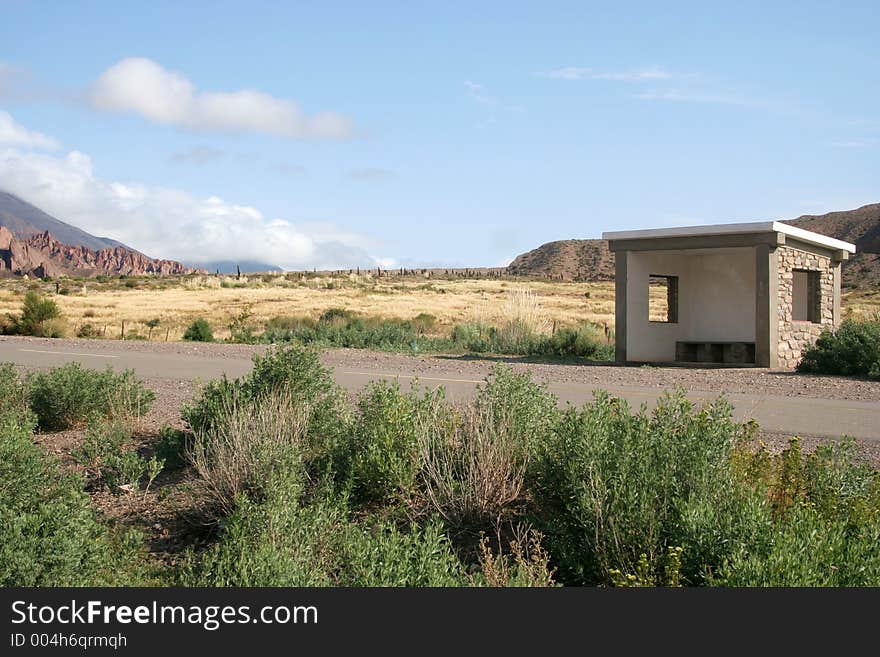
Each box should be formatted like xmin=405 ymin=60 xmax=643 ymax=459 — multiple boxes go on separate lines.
xmin=507 ymin=203 xmax=880 ymax=289
xmin=0 ymin=190 xmax=129 ymax=252
xmin=0 ymin=190 xmax=197 ymax=277
xmin=505 ymin=239 xmax=614 ymax=281
xmin=785 ymin=203 xmax=880 ymax=290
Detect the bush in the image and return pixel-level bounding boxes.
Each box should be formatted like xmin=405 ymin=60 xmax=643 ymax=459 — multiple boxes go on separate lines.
xmin=183 ymin=345 xmax=349 ymax=483
xmin=180 ymin=474 xmax=467 ymax=587
xmin=470 ymin=527 xmax=557 ymax=587
xmin=797 ymin=317 xmax=880 ymax=378
xmin=347 ymin=381 xmax=444 ymax=508
xmin=545 ymin=323 xmax=614 ymax=360
xmin=720 ymin=437 xmax=880 ymax=586
xmin=418 ymin=402 xmax=527 ymax=532
xmin=5 ymin=290 xmax=66 ymax=337
xmin=411 ymin=312 xmax=437 ymax=335
xmin=0 ymin=407 xmax=147 ymax=585
xmin=0 ymin=362 xmax=32 ymax=425
xmin=189 ymin=392 xmax=312 ymax=519
xmin=183 ymin=318 xmax=214 ymax=342
xmin=416 ymin=367 xmax=555 ymax=533
xmin=451 ymin=321 xmax=613 ymax=360
xmin=77 ymin=323 xmax=100 ymax=338
xmin=72 ymin=418 xmax=163 ymax=493
xmin=262 ymin=314 xmax=446 ymax=353
xmin=26 ymin=363 xmax=155 ymax=431
xmin=529 ymin=390 xmax=764 ymax=585
xmin=718 ymin=503 xmax=880 ymax=586
xmin=155 ymin=426 xmax=190 ymax=470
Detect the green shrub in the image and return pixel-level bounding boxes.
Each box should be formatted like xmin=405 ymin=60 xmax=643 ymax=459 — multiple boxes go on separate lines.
xmin=0 ymin=410 xmax=148 ymax=585
xmin=545 ymin=323 xmax=614 ymax=360
xmin=797 ymin=317 xmax=880 ymax=378
xmin=451 ymin=321 xmax=613 ymax=360
xmin=77 ymin=323 xmax=100 ymax=338
xmin=411 ymin=312 xmax=437 ymax=335
xmin=180 ymin=473 xmax=466 ymax=587
xmin=189 ymin=391 xmax=311 ymax=519
xmin=72 ymin=418 xmax=163 ymax=493
xmin=320 ymin=307 xmax=355 ymax=324
xmin=228 ymin=307 xmax=256 ymax=343
xmin=262 ymin=314 xmax=446 ymax=353
xmin=26 ymin=363 xmax=155 ymax=431
xmin=719 ymin=506 xmax=880 ymax=586
xmin=0 ymin=362 xmax=32 ymax=424
xmin=183 ymin=317 xmax=214 ymax=342
xmin=6 ymin=289 xmax=64 ymax=337
xmin=155 ymin=426 xmax=191 ymax=470
xmin=529 ymin=390 xmax=764 ymax=585
xmin=183 ymin=346 xmax=349 ymax=483
xmin=451 ymin=322 xmax=497 ymax=353
xmin=338 ymin=517 xmax=466 ymax=586
xmin=721 ymin=436 xmax=880 ymax=585
xmin=346 ymin=381 xmax=443 ymax=508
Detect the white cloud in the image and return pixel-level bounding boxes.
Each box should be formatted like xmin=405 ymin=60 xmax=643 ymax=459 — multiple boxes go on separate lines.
xmin=545 ymin=66 xmax=672 ymax=81
xmin=0 ymin=144 xmax=388 ymax=270
xmin=89 ymin=57 xmax=353 ymax=139
xmin=0 ymin=110 xmax=58 ymax=149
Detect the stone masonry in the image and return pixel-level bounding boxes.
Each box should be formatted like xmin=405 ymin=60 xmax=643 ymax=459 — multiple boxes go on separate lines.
xmin=776 ymin=245 xmax=836 ymax=369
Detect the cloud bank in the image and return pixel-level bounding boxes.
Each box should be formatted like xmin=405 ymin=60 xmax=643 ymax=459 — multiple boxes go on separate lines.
xmin=0 ymin=116 xmax=388 ymax=270
xmin=0 ymin=110 xmax=58 ymax=149
xmin=89 ymin=57 xmax=353 ymax=139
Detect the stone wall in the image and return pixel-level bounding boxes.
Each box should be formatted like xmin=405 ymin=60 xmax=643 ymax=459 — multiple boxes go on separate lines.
xmin=776 ymin=245 xmax=836 ymax=369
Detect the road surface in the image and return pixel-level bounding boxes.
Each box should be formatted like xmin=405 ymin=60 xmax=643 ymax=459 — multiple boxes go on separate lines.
xmin=0 ymin=339 xmax=877 ymax=442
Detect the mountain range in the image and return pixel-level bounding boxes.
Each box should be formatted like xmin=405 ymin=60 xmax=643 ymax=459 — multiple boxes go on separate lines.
xmin=506 ymin=203 xmax=880 ymax=290
xmin=0 ymin=191 xmax=197 ymax=277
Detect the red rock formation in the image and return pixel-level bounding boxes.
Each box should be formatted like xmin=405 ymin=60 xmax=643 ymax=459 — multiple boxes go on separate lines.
xmin=0 ymin=226 xmax=199 ymax=278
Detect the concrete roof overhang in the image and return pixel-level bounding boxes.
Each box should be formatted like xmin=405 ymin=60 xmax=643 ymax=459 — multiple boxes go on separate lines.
xmin=603 ymin=221 xmax=856 ymax=260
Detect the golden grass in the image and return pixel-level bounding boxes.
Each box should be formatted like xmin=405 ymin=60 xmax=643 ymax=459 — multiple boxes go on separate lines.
xmin=0 ymin=273 xmax=873 ymax=342
xmin=842 ymin=288 xmax=880 ymax=321
xmin=0 ymin=274 xmax=615 ymax=341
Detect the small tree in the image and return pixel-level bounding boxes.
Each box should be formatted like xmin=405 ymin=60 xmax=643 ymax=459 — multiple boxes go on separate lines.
xmin=145 ymin=318 xmax=161 ymax=341
xmin=183 ymin=318 xmax=214 ymax=342
xmin=9 ymin=290 xmax=64 ymax=336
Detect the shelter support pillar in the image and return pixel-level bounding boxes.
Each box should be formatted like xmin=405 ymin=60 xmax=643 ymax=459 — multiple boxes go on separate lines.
xmin=615 ymin=250 xmax=627 ymax=363
xmin=755 ymin=243 xmax=778 ymax=368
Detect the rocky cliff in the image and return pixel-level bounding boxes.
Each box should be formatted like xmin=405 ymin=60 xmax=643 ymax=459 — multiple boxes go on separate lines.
xmin=0 ymin=226 xmax=196 ymax=278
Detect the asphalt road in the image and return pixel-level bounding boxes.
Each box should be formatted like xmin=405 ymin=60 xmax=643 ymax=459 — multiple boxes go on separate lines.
xmin=1 ymin=340 xmax=877 ymax=442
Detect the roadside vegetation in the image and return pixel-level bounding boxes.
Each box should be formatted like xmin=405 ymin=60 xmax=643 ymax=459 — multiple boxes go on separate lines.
xmin=2 ymin=346 xmax=878 ymax=587
xmin=1 ymin=289 xmax=66 ymax=337
xmin=797 ymin=315 xmax=880 ymax=379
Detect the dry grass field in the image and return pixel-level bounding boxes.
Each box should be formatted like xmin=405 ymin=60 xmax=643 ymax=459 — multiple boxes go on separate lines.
xmin=0 ymin=271 xmax=875 ymax=342
xmin=0 ymin=273 xmax=615 ymax=341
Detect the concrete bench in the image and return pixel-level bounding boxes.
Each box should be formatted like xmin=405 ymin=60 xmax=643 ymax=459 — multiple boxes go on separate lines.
xmin=675 ymin=341 xmax=756 ymax=365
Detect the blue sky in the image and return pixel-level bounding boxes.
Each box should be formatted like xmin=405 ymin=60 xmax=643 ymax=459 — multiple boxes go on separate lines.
xmin=1 ymin=1 xmax=878 ymax=268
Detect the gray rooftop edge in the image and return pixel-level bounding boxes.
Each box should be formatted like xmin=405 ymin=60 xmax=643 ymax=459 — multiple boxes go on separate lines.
xmin=602 ymin=220 xmax=856 ymax=253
